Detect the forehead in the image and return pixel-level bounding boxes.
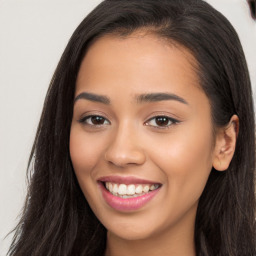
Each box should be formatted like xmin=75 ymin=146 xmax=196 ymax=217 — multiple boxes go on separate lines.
xmin=76 ymin=33 xmax=204 ymax=104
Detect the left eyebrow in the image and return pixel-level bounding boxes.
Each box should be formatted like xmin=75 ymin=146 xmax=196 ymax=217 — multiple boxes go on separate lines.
xmin=136 ymin=92 xmax=188 ymax=105
xmin=74 ymin=92 xmax=110 ymax=105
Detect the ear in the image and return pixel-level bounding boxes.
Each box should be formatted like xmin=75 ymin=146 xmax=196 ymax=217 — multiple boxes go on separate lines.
xmin=212 ymin=115 xmax=239 ymax=171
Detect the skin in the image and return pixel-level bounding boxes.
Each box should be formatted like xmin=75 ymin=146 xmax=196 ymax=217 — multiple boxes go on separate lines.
xmin=70 ymin=32 xmax=238 ymax=256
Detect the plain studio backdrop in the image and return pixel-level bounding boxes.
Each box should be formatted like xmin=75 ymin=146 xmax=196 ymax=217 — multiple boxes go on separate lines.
xmin=0 ymin=0 xmax=255 ymax=255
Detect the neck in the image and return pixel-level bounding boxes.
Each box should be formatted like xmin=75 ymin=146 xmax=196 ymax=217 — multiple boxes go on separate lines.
xmin=105 ymin=207 xmax=197 ymax=256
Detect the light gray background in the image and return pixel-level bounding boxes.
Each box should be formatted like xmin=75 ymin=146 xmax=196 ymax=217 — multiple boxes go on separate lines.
xmin=0 ymin=0 xmax=255 ymax=255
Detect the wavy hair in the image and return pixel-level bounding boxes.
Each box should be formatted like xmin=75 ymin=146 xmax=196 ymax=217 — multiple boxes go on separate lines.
xmin=8 ymin=0 xmax=255 ymax=255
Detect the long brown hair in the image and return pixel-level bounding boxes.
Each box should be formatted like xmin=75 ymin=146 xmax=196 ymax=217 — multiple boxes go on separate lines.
xmin=8 ymin=0 xmax=255 ymax=255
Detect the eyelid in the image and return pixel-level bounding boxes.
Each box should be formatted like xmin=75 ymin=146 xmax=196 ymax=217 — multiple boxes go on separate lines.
xmin=77 ymin=110 xmax=110 ymax=121
xmin=78 ymin=114 xmax=111 ymax=126
xmin=77 ymin=111 xmax=180 ymax=129
xmin=144 ymin=115 xmax=180 ymax=129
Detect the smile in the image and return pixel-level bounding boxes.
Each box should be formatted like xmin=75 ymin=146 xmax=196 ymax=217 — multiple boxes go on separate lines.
xmin=98 ymin=176 xmax=162 ymax=211
xmin=105 ymin=182 xmax=160 ymax=198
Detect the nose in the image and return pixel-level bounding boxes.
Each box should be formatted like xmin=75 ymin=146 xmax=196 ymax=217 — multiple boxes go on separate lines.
xmin=104 ymin=123 xmax=146 ymax=167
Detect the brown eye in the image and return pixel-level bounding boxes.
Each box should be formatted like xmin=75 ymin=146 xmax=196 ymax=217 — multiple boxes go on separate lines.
xmin=91 ymin=116 xmax=106 ymax=125
xmin=155 ymin=117 xmax=170 ymax=126
xmin=79 ymin=115 xmax=110 ymax=126
xmin=145 ymin=116 xmax=179 ymax=128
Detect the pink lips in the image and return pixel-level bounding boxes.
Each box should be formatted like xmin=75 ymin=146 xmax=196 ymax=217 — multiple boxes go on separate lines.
xmin=98 ymin=176 xmax=161 ymax=212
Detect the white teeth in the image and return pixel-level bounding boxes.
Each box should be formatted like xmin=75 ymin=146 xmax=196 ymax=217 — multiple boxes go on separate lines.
xmin=113 ymin=184 xmax=118 ymax=193
xmin=109 ymin=183 xmax=113 ymax=192
xmin=135 ymin=185 xmax=143 ymax=194
xmin=150 ymin=185 xmax=155 ymax=190
xmin=105 ymin=182 xmax=160 ymax=197
xmin=118 ymin=184 xmax=127 ymax=195
xmin=127 ymin=184 xmax=136 ymax=195
xmin=143 ymin=185 xmax=149 ymax=193
xmin=150 ymin=184 xmax=159 ymax=190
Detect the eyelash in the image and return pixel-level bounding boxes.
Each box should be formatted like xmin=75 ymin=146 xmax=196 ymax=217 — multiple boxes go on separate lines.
xmin=78 ymin=115 xmax=179 ymax=129
xmin=78 ymin=115 xmax=111 ymax=126
xmin=145 ymin=116 xmax=179 ymax=129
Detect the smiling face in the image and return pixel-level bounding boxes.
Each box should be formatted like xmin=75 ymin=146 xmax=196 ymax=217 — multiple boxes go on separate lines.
xmin=70 ymin=33 xmax=216 ymax=245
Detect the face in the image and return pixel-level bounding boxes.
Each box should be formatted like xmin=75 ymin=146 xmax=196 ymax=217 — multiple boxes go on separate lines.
xmin=70 ymin=33 xmax=215 ymax=241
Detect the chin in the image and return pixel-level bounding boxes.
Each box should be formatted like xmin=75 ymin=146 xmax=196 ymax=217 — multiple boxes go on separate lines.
xmin=107 ymin=225 xmax=157 ymax=241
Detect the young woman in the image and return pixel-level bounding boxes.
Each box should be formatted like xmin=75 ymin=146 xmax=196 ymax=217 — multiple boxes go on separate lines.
xmin=8 ymin=0 xmax=255 ymax=255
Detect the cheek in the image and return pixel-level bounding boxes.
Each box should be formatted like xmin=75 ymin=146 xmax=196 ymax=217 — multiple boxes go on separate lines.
xmin=69 ymin=125 xmax=105 ymax=208
xmin=149 ymin=125 xmax=213 ymax=203
xmin=69 ymin=124 xmax=105 ymax=173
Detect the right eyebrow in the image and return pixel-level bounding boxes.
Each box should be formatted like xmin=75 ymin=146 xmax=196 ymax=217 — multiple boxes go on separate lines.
xmin=136 ymin=92 xmax=188 ymax=105
xmin=74 ymin=92 xmax=110 ymax=105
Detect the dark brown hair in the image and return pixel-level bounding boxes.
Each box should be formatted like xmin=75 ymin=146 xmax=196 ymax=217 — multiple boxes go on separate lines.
xmin=248 ymin=0 xmax=256 ymax=19
xmin=8 ymin=0 xmax=255 ymax=255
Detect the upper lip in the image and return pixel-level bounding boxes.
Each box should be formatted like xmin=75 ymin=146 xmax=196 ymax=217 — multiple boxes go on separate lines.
xmin=98 ymin=175 xmax=161 ymax=185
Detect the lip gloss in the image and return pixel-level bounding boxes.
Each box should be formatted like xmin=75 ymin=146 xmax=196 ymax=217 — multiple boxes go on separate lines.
xmin=98 ymin=182 xmax=160 ymax=212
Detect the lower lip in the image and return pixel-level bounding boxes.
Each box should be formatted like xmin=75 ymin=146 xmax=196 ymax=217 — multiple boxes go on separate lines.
xmin=98 ymin=182 xmax=160 ymax=212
